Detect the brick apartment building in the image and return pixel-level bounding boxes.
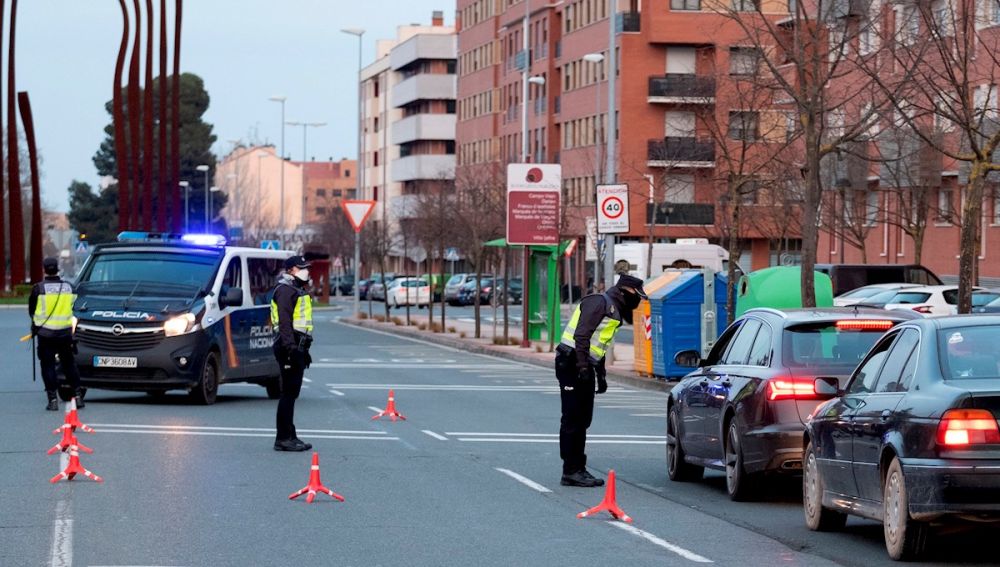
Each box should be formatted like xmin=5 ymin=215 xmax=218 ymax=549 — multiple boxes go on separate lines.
xmin=301 ymin=159 xmax=358 ymax=225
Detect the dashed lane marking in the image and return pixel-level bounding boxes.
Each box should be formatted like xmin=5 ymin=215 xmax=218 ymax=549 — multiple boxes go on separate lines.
xmin=48 ymin=499 xmax=72 ymax=567
xmin=95 ymin=429 xmax=399 ymax=441
xmin=86 ymin=423 xmax=387 ymax=435
xmin=329 ymin=389 xmax=346 ymax=396
xmin=447 ymin=432 xmax=665 ymax=445
xmin=367 ymin=406 xmax=383 ymax=413
xmin=421 ymin=430 xmax=448 ymax=441
xmin=608 ymin=522 xmax=713 ymax=563
xmin=325 ymin=383 xmax=627 ymax=393
xmin=311 ymin=363 xmax=516 ymax=369
xmin=495 ymin=468 xmax=552 ymax=493
xmin=447 ymin=432 xmax=665 ymax=438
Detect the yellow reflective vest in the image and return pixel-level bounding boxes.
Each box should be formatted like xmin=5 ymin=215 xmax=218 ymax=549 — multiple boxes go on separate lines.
xmin=559 ymin=293 xmax=622 ymax=363
xmin=33 ymin=281 xmax=76 ymax=334
xmin=270 ymin=285 xmax=313 ymax=335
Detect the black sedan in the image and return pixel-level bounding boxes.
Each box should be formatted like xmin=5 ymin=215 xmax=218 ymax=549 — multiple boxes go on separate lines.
xmin=667 ymin=307 xmax=917 ymax=501
xmin=803 ymin=316 xmax=1000 ymax=560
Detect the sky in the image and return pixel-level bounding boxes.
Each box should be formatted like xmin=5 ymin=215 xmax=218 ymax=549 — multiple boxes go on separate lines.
xmin=18 ymin=0 xmax=454 ymax=213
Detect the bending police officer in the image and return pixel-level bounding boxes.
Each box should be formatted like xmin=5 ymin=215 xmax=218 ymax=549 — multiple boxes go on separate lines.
xmin=555 ymin=273 xmax=646 ymax=486
xmin=270 ymin=255 xmax=314 ymax=452
xmin=30 ymin=257 xmax=83 ymax=411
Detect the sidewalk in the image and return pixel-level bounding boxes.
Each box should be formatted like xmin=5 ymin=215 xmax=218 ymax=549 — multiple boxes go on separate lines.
xmin=338 ymin=309 xmax=672 ymax=394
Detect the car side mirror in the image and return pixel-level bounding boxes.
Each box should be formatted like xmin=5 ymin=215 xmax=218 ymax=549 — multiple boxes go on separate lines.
xmin=814 ymin=377 xmax=840 ymax=398
xmin=674 ymin=350 xmax=703 ymax=368
xmin=220 ymin=287 xmax=244 ymax=308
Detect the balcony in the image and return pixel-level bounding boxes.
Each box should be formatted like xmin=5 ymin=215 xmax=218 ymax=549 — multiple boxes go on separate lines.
xmin=646 ymin=202 xmax=716 ymax=226
xmin=647 ymin=138 xmax=715 ymax=168
xmin=390 ymin=74 xmax=456 ymax=108
xmin=391 ymin=114 xmax=456 ymax=145
xmin=390 ymin=35 xmax=457 ymax=71
xmin=648 ymin=75 xmax=716 ymax=104
xmin=391 ymin=154 xmax=456 ymax=182
xmin=617 ymin=11 xmax=641 ymax=32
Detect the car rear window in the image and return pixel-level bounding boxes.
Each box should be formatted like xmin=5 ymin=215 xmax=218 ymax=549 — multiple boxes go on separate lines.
xmin=446 ymin=275 xmax=463 ymax=286
xmin=402 ymin=280 xmax=428 ymax=287
xmin=840 ymin=287 xmax=883 ymax=299
xmin=864 ymin=290 xmax=900 ymax=305
xmin=939 ymin=326 xmax=1000 ymax=379
xmin=889 ymin=292 xmax=931 ymax=304
xmin=972 ymin=293 xmax=1000 ymax=307
xmin=783 ymin=322 xmax=895 ymax=368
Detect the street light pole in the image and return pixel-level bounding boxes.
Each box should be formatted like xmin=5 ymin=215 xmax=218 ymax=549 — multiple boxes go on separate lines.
xmin=196 ymin=164 xmax=210 ymax=231
xmin=342 ymin=27 xmax=365 ymax=318
xmin=604 ymin=10 xmax=619 ymax=293
xmin=584 ymin=53 xmax=605 ymax=293
xmin=269 ymin=96 xmax=287 ymax=239
xmin=179 ymin=181 xmax=190 ymax=232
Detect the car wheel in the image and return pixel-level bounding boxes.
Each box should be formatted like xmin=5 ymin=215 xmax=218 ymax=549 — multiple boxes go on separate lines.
xmin=190 ymin=352 xmax=219 ymax=405
xmin=804 ymin=441 xmax=848 ymax=531
xmin=883 ymin=457 xmax=928 ymax=560
xmin=725 ymin=419 xmax=757 ymax=501
xmin=667 ymin=405 xmax=703 ymax=482
xmin=265 ymin=376 xmax=281 ymax=400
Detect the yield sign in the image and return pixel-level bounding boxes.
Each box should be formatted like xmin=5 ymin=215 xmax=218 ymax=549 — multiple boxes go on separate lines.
xmin=341 ymin=200 xmax=376 ymax=233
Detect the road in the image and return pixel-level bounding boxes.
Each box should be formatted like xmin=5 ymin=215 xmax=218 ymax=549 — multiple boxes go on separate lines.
xmin=0 ymin=308 xmax=995 ymax=566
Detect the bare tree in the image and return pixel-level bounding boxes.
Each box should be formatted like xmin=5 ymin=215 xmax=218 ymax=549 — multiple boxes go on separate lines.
xmin=361 ymin=216 xmax=397 ymax=321
xmin=411 ymin=176 xmax=458 ymax=331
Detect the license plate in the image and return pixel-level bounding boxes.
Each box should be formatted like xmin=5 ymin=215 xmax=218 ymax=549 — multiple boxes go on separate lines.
xmin=93 ymin=356 xmax=138 ymax=368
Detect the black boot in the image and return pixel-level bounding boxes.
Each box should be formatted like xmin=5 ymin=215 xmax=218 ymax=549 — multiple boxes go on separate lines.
xmin=75 ymin=389 xmax=86 ymax=409
xmin=45 ymin=391 xmax=59 ymax=411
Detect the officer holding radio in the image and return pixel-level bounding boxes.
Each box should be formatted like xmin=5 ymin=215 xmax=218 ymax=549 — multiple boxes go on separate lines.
xmin=270 ymin=255 xmax=314 ymax=452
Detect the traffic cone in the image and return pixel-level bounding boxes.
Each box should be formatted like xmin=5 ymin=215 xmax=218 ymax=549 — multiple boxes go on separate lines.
xmin=371 ymin=389 xmax=406 ymax=421
xmin=576 ymin=470 xmax=632 ymax=523
xmin=50 ymin=446 xmax=103 ymax=483
xmin=289 ymin=452 xmax=344 ymax=504
xmin=52 ymin=398 xmax=94 ymax=435
xmin=48 ymin=424 xmax=93 ymax=455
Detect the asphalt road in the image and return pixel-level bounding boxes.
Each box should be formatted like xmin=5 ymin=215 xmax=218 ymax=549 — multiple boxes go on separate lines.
xmin=0 ymin=308 xmax=995 ymax=566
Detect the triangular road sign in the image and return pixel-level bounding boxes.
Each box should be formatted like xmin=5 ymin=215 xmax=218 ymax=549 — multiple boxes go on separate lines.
xmin=342 ymin=200 xmax=376 ymax=233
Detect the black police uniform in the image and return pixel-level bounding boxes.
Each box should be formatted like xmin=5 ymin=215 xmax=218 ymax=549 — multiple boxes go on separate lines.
xmin=271 ymin=258 xmax=314 ymax=452
xmin=29 ymin=263 xmax=83 ymax=411
xmin=555 ymin=274 xmax=644 ymax=486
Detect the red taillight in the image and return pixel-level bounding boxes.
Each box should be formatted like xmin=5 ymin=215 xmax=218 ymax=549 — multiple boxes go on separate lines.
xmin=912 ymin=306 xmax=933 ymax=314
xmin=767 ymin=378 xmax=818 ymax=401
xmin=937 ymin=409 xmax=1000 ymax=446
xmin=836 ymin=319 xmax=895 ymax=331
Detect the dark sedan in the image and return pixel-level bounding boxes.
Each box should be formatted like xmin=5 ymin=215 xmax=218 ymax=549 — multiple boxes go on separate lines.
xmin=803 ymin=316 xmax=1000 ymax=560
xmin=667 ymin=307 xmax=917 ymax=501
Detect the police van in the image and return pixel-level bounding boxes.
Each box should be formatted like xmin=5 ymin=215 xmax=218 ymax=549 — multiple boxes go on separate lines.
xmin=70 ymin=232 xmax=292 ymax=404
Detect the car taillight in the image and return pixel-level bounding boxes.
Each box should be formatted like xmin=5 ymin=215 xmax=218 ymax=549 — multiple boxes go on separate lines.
xmin=766 ymin=378 xmax=818 ymax=401
xmin=835 ymin=320 xmax=895 ymax=331
xmin=937 ymin=409 xmax=1000 ymax=446
xmin=912 ymin=305 xmax=933 ymax=314
xmin=483 ymin=287 xmax=491 ymax=293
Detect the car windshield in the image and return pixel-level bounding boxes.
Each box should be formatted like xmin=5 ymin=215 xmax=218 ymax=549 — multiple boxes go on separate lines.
xmin=446 ymin=275 xmax=464 ymax=286
xmin=939 ymin=326 xmax=1000 ymax=380
xmin=78 ymin=251 xmax=218 ymax=296
xmin=839 ymin=287 xmax=885 ymax=300
xmin=401 ymin=280 xmax=427 ymax=288
xmin=972 ymin=292 xmax=1000 ymax=307
xmin=888 ymin=292 xmax=931 ymax=304
xmin=783 ymin=322 xmax=894 ymax=368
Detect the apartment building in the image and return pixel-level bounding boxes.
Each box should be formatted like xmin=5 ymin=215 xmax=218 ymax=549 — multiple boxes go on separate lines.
xmin=301 ymin=159 xmax=358 ymax=226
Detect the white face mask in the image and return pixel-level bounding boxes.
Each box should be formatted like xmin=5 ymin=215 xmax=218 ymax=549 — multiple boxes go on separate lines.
xmin=294 ymin=269 xmax=310 ymax=282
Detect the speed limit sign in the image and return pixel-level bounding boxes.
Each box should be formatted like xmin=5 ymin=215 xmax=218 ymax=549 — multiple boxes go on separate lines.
xmin=596 ymin=184 xmax=629 ymax=234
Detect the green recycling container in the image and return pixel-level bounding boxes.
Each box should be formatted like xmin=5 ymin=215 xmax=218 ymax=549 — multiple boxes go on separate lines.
xmin=734 ymin=267 xmax=833 ymax=318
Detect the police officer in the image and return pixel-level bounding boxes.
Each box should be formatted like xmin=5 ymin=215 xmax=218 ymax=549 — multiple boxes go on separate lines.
xmin=29 ymin=257 xmax=83 ymax=411
xmin=556 ymin=273 xmax=646 ymax=486
xmin=270 ymin=255 xmax=315 ymax=452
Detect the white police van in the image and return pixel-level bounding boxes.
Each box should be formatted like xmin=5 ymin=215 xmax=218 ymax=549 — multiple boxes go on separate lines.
xmin=71 ymin=232 xmax=292 ymax=404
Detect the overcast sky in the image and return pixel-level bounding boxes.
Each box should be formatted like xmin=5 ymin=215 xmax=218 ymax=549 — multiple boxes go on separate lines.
xmin=18 ymin=0 xmax=454 ymax=212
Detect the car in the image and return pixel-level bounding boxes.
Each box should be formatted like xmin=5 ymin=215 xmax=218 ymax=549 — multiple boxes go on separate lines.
xmin=335 ymin=274 xmax=354 ymax=296
xmin=387 ymin=277 xmax=431 ymax=308
xmin=457 ymin=277 xmax=493 ymax=306
xmin=445 ymin=273 xmax=476 ymax=305
xmin=367 ymin=273 xmax=399 ymax=302
xmin=803 ymin=316 xmax=1000 ymax=560
xmin=833 ymin=283 xmax=920 ymax=307
xmin=357 ymin=279 xmax=371 ymax=300
xmin=814 ymin=264 xmax=942 ymax=297
xmin=853 ymin=288 xmax=913 ymax=309
xmin=884 ymin=285 xmax=986 ymax=316
xmin=666 ymin=307 xmax=917 ymax=501
xmin=481 ymin=277 xmax=523 ymax=305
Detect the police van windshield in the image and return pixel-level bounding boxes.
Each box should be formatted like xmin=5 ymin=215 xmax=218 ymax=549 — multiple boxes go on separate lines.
xmin=78 ymin=251 xmax=220 ymax=296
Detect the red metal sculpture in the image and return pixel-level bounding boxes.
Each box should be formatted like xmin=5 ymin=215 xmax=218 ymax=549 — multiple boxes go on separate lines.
xmin=7 ymin=0 xmax=23 ymax=286
xmin=17 ymin=91 xmax=42 ymax=283
xmin=114 ymin=0 xmax=131 ymax=232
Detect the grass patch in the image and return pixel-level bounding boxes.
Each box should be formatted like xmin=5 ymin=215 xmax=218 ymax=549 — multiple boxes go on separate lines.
xmin=430 ymin=323 xmax=443 ymax=333
xmin=535 ymin=345 xmax=544 ymax=353
xmin=373 ymin=315 xmax=386 ymax=323
xmin=417 ymin=322 xmax=428 ymax=331
xmin=509 ymin=338 xmax=520 ymax=346
xmin=459 ymin=331 xmax=467 ymax=338
xmin=447 ymin=326 xmax=457 ymax=333
xmin=391 ymin=316 xmax=404 ymax=326
xmin=357 ymin=311 xmax=369 ymax=320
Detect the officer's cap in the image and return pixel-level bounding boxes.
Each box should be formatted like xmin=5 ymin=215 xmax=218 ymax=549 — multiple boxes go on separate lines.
xmin=284 ymin=255 xmax=311 ymax=270
xmin=43 ymin=257 xmax=59 ymax=274
xmin=616 ymin=274 xmax=647 ymax=299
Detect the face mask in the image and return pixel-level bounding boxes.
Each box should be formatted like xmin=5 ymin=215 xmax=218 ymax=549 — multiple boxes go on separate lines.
xmin=295 ymin=269 xmax=310 ymax=282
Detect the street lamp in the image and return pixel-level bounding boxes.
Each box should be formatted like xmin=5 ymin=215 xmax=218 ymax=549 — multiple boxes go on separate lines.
xmin=196 ymin=164 xmax=210 ymax=231
xmin=179 ymin=181 xmax=190 ymax=232
xmin=268 ymin=95 xmax=287 ymax=237
xmin=341 ymin=27 xmax=365 ymax=318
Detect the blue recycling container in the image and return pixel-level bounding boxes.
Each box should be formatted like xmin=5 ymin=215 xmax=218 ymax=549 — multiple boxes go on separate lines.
xmin=649 ymin=270 xmax=729 ymax=379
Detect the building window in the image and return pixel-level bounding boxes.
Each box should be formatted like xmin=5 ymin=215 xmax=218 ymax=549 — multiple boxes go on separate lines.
xmin=316 ymin=188 xmax=326 ymax=197
xmin=865 ymin=191 xmax=879 ymax=226
xmin=344 ymin=169 xmax=351 ymax=177
xmin=728 ymin=111 xmax=759 ymax=141
xmin=374 ymin=117 xmax=379 ymax=132
xmin=937 ymin=188 xmax=954 ymax=223
xmin=671 ymin=0 xmax=701 ymax=10
xmin=373 ymin=151 xmax=379 ymax=167
xmin=993 ymin=188 xmax=1000 ymax=224
xmin=315 ymin=207 xmax=327 ymax=216
xmin=732 ymin=0 xmax=759 ymax=11
xmin=333 ymin=189 xmax=343 ymax=197
xmin=373 ymin=79 xmax=379 ymax=98
xmin=729 ymin=47 xmax=760 ymax=75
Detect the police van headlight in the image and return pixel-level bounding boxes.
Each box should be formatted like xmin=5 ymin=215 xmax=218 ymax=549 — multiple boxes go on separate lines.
xmin=163 ymin=313 xmax=197 ymax=337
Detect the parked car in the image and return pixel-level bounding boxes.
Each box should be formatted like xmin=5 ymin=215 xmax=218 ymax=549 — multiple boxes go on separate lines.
xmin=333 ymin=274 xmax=354 ymax=296
xmin=803 ymin=316 xmax=1000 ymax=560
xmin=457 ymin=277 xmax=493 ymax=306
xmin=367 ymin=273 xmax=399 ymax=302
xmin=499 ymin=277 xmax=523 ymax=304
xmin=445 ymin=273 xmax=476 ymax=305
xmin=357 ymin=279 xmax=371 ymax=300
xmin=419 ymin=273 xmax=447 ymax=303
xmin=387 ymin=277 xmax=431 ymax=308
xmin=833 ymin=283 xmax=919 ymax=307
xmin=884 ymin=285 xmax=986 ymax=316
xmin=814 ymin=264 xmax=942 ymax=297
xmin=853 ymin=288 xmax=914 ymax=309
xmin=666 ymin=307 xmax=917 ymax=501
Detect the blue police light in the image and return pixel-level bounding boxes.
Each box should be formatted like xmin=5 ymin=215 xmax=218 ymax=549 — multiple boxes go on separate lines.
xmin=117 ymin=231 xmax=183 ymax=242
xmin=181 ymin=234 xmax=227 ymax=247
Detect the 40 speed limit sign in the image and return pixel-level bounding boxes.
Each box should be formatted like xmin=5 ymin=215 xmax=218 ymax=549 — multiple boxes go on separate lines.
xmin=596 ymin=184 xmax=629 ymax=234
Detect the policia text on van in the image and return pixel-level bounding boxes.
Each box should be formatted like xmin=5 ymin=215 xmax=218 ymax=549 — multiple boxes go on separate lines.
xmin=70 ymin=232 xmax=292 ymax=404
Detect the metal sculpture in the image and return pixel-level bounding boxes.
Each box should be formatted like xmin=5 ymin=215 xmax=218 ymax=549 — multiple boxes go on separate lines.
xmin=142 ymin=0 xmax=154 ymax=230
xmin=0 ymin=0 xmax=7 ymax=291
xmin=157 ymin=0 xmax=168 ymax=231
xmin=18 ymin=91 xmax=42 ymax=283
xmin=7 ymin=0 xmax=23 ymax=285
xmin=170 ymin=0 xmax=182 ymax=233
xmin=127 ymin=0 xmax=142 ymax=228
xmin=114 ymin=0 xmax=131 ymax=232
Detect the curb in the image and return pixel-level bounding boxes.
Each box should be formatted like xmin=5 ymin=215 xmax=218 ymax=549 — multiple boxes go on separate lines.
xmin=339 ymin=317 xmax=672 ymax=394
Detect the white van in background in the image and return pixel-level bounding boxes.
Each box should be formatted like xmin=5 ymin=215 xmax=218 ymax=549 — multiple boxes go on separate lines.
xmin=614 ymin=240 xmax=737 ymax=279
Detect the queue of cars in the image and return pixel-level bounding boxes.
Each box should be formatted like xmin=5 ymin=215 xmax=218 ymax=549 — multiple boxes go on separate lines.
xmin=668 ymin=282 xmax=1000 ymax=560
xmin=361 ymin=272 xmax=524 ymax=307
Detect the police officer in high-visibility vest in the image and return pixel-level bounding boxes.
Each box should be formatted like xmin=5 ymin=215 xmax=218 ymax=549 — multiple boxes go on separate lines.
xmin=555 ymin=273 xmax=646 ymax=486
xmin=29 ymin=257 xmax=83 ymax=411
xmin=270 ymin=255 xmax=315 ymax=451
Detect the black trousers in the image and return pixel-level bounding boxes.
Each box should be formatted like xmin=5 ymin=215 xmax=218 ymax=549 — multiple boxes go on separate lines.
xmin=275 ymin=349 xmax=307 ymax=441
xmin=556 ymin=350 xmax=595 ymax=475
xmin=37 ymin=335 xmax=81 ymax=393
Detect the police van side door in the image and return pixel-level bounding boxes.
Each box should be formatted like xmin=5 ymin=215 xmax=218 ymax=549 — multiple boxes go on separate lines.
xmin=215 ymin=255 xmax=248 ymax=381
xmin=243 ymin=256 xmax=281 ymax=378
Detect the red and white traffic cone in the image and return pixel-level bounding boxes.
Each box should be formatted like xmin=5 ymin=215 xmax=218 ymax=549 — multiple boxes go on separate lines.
xmin=289 ymin=452 xmax=344 ymax=504
xmin=48 ymin=424 xmax=93 ymax=455
xmin=50 ymin=446 xmax=103 ymax=484
xmin=576 ymin=470 xmax=632 ymax=523
xmin=52 ymin=398 xmax=94 ymax=435
xmin=371 ymin=389 xmax=406 ymax=421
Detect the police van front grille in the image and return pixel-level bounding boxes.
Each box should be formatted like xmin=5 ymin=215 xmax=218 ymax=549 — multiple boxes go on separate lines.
xmin=77 ymin=326 xmax=164 ymax=351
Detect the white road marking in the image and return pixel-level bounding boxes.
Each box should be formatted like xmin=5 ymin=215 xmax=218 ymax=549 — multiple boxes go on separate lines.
xmin=303 ymin=377 xmax=312 ymax=383
xmin=95 ymin=429 xmax=399 ymax=441
xmin=495 ymin=468 xmax=552 ymax=493
xmin=421 ymin=430 xmax=448 ymax=441
xmin=311 ymin=363 xmax=517 ymax=369
xmin=367 ymin=406 xmax=383 ymax=413
xmin=446 ymin=432 xmax=665 ymax=439
xmin=457 ymin=438 xmax=665 ymax=445
xmin=324 ymin=383 xmax=626 ymax=393
xmin=48 ymin=499 xmax=72 ymax=567
xmin=608 ymin=522 xmax=713 ymax=563
xmin=329 ymin=389 xmax=346 ymax=396
xmin=630 ymin=413 xmax=667 ymax=417
xmin=86 ymin=423 xmax=385 ymax=435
